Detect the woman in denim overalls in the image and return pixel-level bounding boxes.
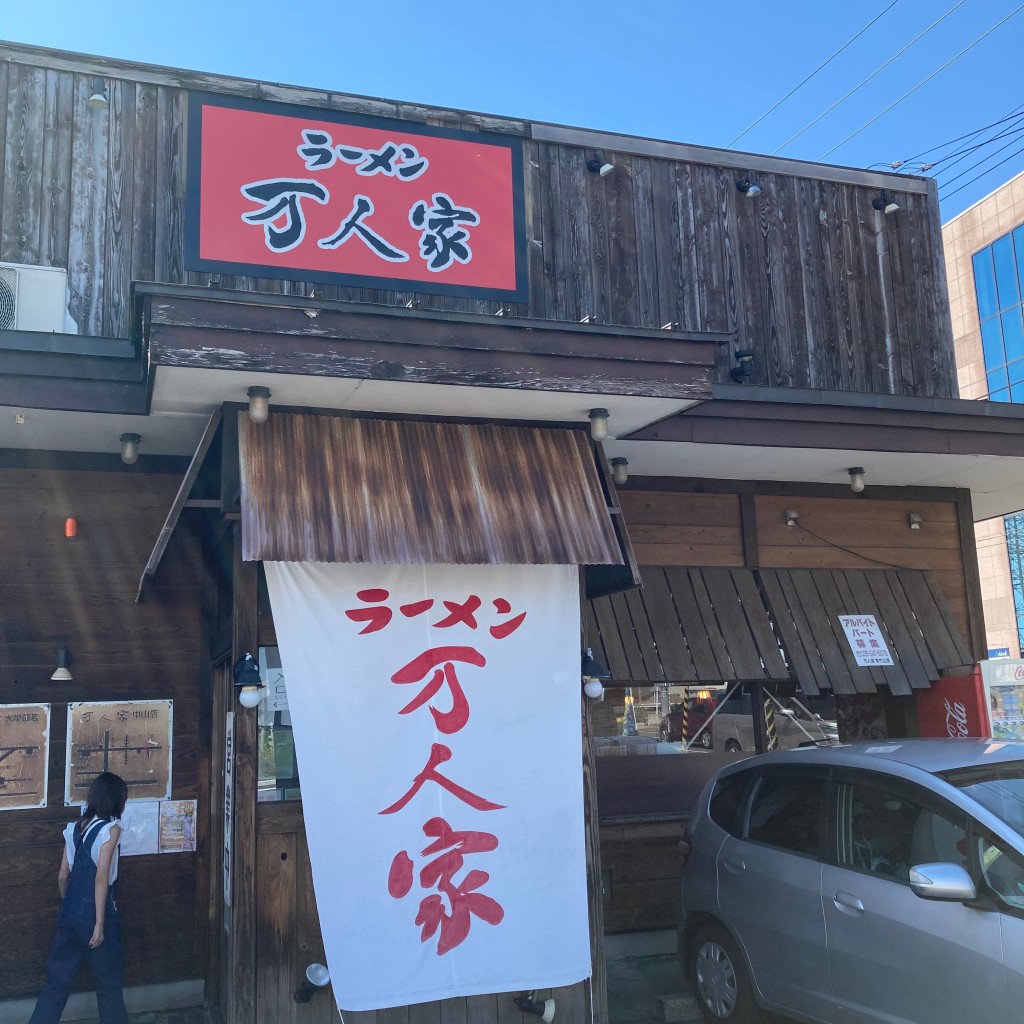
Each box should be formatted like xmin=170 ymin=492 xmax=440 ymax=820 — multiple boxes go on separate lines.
xmin=30 ymin=771 xmax=129 ymax=1024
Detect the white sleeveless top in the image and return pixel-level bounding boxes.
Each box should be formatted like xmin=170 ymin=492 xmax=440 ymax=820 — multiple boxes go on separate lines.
xmin=63 ymin=817 xmax=121 ymax=885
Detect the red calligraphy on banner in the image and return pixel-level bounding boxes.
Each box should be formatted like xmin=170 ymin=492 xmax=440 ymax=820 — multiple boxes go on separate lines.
xmin=388 ymin=817 xmax=504 ymax=956
xmin=185 ymin=95 xmax=527 ymax=301
xmin=347 ymin=583 xmax=525 ymax=953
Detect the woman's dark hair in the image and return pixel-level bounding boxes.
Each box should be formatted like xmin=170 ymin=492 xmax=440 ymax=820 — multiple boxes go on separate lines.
xmin=76 ymin=772 xmax=128 ymax=836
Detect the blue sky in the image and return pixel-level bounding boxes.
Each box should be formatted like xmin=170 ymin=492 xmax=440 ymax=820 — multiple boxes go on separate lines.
xmin=2 ymin=0 xmax=1022 ymax=218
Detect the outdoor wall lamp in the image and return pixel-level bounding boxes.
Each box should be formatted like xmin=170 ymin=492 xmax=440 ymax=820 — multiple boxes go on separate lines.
xmin=908 ymin=512 xmax=923 ymax=530
xmin=730 ymin=350 xmax=755 ymax=382
xmin=588 ymin=408 xmax=610 ymax=442
xmin=119 ymin=433 xmax=141 ymax=465
xmin=585 ymin=151 xmax=615 ymax=177
xmin=293 ymin=962 xmax=331 ymax=1003
xmin=582 ymin=647 xmax=610 ymax=699
xmin=51 ymin=646 xmax=73 ymax=682
xmin=610 ymin=457 xmax=629 ymax=486
xmin=514 ymin=991 xmax=556 ymax=1023
xmin=233 ymin=652 xmax=265 ymax=709
xmin=736 ymin=178 xmax=762 ymax=199
xmin=848 ymin=467 xmax=866 ymax=493
xmin=784 ymin=509 xmax=799 ymax=527
xmin=88 ymin=78 xmax=109 ymax=110
xmin=246 ymin=385 xmax=272 ymax=424
xmin=872 ymin=189 xmax=900 ymax=214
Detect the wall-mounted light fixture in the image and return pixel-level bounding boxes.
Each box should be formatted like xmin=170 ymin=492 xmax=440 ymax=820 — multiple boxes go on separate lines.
xmin=908 ymin=512 xmax=923 ymax=530
xmin=784 ymin=509 xmax=799 ymax=528
xmin=610 ymin=457 xmax=629 ymax=487
xmin=730 ymin=350 xmax=755 ymax=382
xmin=872 ymin=190 xmax=900 ymax=214
xmin=514 ymin=992 xmax=556 ymax=1023
xmin=582 ymin=648 xmax=610 ymax=699
xmin=88 ymin=78 xmax=109 ymax=110
xmin=233 ymin=652 xmax=265 ymax=709
xmin=51 ymin=646 xmax=73 ymax=682
xmin=848 ymin=467 xmax=866 ymax=493
xmin=585 ymin=151 xmax=615 ymax=177
xmin=293 ymin=963 xmax=331 ymax=1003
xmin=119 ymin=432 xmax=141 ymax=465
xmin=247 ymin=386 xmax=272 ymax=424
xmin=588 ymin=408 xmax=610 ymax=442
xmin=736 ymin=178 xmax=762 ymax=199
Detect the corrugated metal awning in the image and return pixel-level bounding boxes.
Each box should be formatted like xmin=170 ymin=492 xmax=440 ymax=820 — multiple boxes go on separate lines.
xmin=587 ymin=566 xmax=972 ymax=694
xmin=238 ymin=412 xmax=622 ymax=566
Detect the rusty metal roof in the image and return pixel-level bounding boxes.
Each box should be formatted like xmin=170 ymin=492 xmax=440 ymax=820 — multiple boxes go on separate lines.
xmin=239 ymin=412 xmax=622 ymax=565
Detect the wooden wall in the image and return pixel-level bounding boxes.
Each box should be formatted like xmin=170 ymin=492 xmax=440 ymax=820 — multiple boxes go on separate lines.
xmin=0 ymin=45 xmax=955 ymax=398
xmin=0 ymin=467 xmax=206 ymax=999
xmin=618 ymin=486 xmax=974 ymax=660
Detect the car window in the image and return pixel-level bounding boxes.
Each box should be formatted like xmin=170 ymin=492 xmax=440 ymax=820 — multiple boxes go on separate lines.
xmin=708 ymin=770 xmax=753 ymax=836
xmin=745 ymin=768 xmax=827 ymax=859
xmin=942 ymin=761 xmax=1024 ymax=840
xmin=839 ymin=776 xmax=967 ymax=883
xmin=975 ymin=831 xmax=1024 ymax=913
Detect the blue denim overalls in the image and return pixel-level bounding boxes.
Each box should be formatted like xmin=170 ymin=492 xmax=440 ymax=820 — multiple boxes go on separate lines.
xmin=29 ymin=818 xmax=128 ymax=1024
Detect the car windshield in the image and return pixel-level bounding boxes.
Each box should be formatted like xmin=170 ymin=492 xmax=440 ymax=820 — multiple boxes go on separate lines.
xmin=942 ymin=761 xmax=1024 ymax=839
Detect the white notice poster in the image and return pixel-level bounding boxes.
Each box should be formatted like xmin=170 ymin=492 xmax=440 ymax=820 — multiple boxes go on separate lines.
xmin=264 ymin=562 xmax=590 ymax=1011
xmin=838 ymin=614 xmax=895 ymax=667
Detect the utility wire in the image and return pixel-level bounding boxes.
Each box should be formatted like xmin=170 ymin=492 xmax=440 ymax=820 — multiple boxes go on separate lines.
xmin=931 ymin=118 xmax=1024 ymax=176
xmin=899 ymin=103 xmax=1024 ymax=164
xmin=772 ymin=0 xmax=968 ymax=156
xmin=939 ymin=137 xmax=1024 ymax=198
xmin=726 ymin=0 xmax=902 ymax=148
xmin=939 ymin=142 xmax=1024 ymax=201
xmin=819 ymin=3 xmax=1024 ymax=160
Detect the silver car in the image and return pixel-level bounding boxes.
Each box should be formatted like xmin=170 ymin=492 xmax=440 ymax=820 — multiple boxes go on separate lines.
xmin=679 ymin=739 xmax=1024 ymax=1023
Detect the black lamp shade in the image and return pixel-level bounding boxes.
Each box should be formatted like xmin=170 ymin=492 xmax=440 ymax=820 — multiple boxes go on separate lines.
xmin=233 ymin=653 xmax=262 ymax=688
xmin=581 ymin=648 xmax=610 ymax=680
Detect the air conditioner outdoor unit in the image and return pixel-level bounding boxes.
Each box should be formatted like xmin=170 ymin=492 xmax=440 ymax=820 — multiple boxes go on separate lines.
xmin=0 ymin=262 xmax=77 ymax=333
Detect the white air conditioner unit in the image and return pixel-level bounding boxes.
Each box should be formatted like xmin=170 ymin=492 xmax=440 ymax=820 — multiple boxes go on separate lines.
xmin=0 ymin=262 xmax=77 ymax=333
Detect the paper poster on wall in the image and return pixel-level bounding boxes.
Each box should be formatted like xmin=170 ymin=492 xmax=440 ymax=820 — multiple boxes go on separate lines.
xmin=160 ymin=799 xmax=198 ymax=853
xmin=65 ymin=700 xmax=173 ymax=805
xmin=0 ymin=703 xmax=50 ymax=810
xmin=838 ymin=614 xmax=895 ymax=667
xmin=119 ymin=799 xmax=160 ymax=855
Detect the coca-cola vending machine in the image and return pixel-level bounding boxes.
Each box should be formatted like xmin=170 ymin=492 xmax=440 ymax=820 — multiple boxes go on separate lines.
xmin=916 ymin=660 xmax=1024 ymax=740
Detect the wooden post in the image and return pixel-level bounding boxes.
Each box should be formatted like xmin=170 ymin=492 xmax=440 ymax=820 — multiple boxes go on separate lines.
xmin=231 ymin=522 xmax=260 ymax=1024
xmin=750 ymin=683 xmax=766 ymax=755
xmin=582 ymin=692 xmax=608 ymax=1024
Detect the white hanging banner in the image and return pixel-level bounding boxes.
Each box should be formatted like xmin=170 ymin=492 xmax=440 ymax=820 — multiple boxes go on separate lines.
xmin=838 ymin=614 xmax=895 ymax=667
xmin=264 ymin=562 xmax=590 ymax=1011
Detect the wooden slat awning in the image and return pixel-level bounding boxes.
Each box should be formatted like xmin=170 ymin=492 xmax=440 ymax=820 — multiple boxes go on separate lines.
xmin=238 ymin=412 xmax=622 ymax=565
xmin=761 ymin=567 xmax=973 ymax=696
xmin=587 ymin=566 xmax=973 ymax=695
xmin=586 ymin=567 xmax=790 ymax=686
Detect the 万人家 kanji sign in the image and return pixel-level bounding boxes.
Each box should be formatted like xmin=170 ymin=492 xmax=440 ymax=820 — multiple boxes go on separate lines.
xmin=185 ymin=94 xmax=527 ymax=301
xmin=838 ymin=614 xmax=895 ymax=667
xmin=263 ymin=562 xmax=590 ymax=1010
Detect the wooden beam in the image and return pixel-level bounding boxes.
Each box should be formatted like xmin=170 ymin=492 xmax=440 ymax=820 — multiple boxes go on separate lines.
xmin=230 ymin=523 xmax=259 ymax=1024
xmin=955 ymin=488 xmax=987 ymax=663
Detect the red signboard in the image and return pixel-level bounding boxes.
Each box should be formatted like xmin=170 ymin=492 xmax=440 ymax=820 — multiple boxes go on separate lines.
xmin=185 ymin=94 xmax=527 ymax=301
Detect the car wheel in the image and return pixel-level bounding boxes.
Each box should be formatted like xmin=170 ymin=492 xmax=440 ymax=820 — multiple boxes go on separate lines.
xmin=699 ymin=730 xmax=712 ymax=749
xmin=690 ymin=924 xmax=757 ymax=1023
xmin=724 ymin=739 xmax=742 ymax=752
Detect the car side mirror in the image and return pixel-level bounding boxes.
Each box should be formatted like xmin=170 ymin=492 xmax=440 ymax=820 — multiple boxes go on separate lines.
xmin=909 ymin=862 xmax=977 ymax=902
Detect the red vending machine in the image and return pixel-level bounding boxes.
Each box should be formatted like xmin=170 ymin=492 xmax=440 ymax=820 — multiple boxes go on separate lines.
xmin=917 ymin=660 xmax=1024 ymax=740
xmin=916 ymin=666 xmax=990 ymax=738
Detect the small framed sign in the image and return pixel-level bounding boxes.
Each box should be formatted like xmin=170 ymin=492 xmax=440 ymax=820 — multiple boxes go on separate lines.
xmin=185 ymin=94 xmax=528 ymax=302
xmin=838 ymin=614 xmax=895 ymax=667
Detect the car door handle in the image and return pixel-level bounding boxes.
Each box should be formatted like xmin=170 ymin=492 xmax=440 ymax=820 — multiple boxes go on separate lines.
xmin=833 ymin=891 xmax=865 ymax=914
xmin=722 ymin=856 xmax=746 ymax=873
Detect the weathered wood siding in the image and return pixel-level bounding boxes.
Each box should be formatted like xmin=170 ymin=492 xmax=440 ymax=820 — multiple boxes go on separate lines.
xmin=0 ymin=468 xmax=206 ymax=999
xmin=0 ymin=46 xmax=955 ymax=398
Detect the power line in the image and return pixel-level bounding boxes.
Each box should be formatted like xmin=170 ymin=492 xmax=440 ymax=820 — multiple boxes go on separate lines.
xmin=818 ymin=3 xmax=1024 ymax=160
xmin=938 ymin=133 xmax=1024 ymax=193
xmin=930 ymin=117 xmax=1024 ymax=175
xmin=726 ymin=0 xmax=902 ymax=148
xmin=899 ymin=103 xmax=1024 ymax=164
xmin=772 ymin=0 xmax=968 ymax=156
xmin=939 ymin=141 xmax=1024 ymax=202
